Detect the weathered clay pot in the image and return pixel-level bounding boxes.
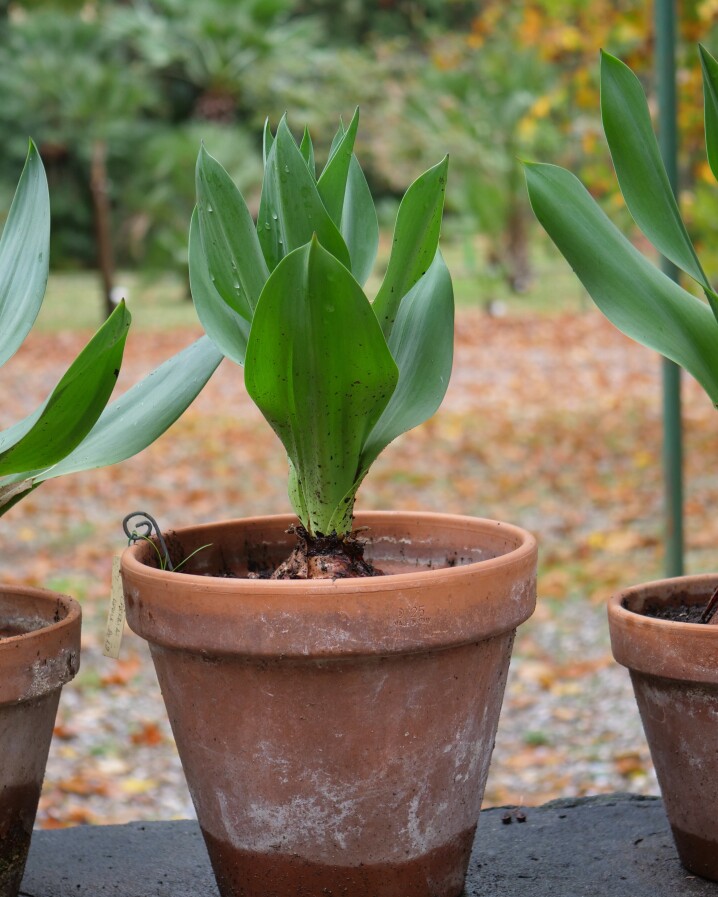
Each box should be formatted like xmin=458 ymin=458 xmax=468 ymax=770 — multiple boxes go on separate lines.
xmin=121 ymin=511 xmax=537 ymax=897
xmin=608 ymin=575 xmax=718 ymax=881
xmin=0 ymin=586 xmax=81 ymax=897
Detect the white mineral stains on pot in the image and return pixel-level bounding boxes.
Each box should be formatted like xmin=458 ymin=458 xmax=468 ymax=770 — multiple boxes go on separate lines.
xmin=24 ymin=647 xmax=78 ymax=700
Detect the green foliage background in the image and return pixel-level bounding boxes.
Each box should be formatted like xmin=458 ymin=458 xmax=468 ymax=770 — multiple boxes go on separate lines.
xmin=3 ymin=0 xmax=718 ymax=300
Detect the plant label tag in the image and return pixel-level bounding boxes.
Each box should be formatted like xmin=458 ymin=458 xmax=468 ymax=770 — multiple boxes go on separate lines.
xmin=103 ymin=555 xmax=126 ymax=659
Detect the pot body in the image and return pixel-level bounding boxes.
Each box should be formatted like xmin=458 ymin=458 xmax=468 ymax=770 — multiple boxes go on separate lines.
xmin=0 ymin=586 xmax=81 ymax=897
xmin=122 ymin=512 xmax=537 ymax=897
xmin=608 ymin=575 xmax=718 ymax=881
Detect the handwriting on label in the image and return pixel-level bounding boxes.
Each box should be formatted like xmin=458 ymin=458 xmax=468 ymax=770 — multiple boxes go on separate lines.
xmin=103 ymin=555 xmax=126 ymax=659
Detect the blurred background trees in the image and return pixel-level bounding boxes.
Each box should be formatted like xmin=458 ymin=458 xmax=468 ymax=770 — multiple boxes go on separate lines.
xmin=2 ymin=0 xmax=718 ymax=318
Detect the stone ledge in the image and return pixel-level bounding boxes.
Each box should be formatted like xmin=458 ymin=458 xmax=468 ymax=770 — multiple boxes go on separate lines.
xmin=20 ymin=793 xmax=715 ymax=896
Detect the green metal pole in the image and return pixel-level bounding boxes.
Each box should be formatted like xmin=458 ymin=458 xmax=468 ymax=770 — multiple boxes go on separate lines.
xmin=656 ymin=0 xmax=684 ymax=577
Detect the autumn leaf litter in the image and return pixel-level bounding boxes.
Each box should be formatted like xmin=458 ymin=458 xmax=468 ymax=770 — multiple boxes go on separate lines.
xmin=4 ymin=309 xmax=717 ymax=825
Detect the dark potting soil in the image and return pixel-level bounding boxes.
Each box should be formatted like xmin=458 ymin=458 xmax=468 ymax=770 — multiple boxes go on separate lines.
xmin=163 ymin=525 xmax=385 ymax=581
xmin=638 ymin=589 xmax=718 ymax=625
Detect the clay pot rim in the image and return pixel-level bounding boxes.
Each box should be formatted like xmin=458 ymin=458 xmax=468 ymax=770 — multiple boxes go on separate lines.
xmin=608 ymin=574 xmax=718 ymax=684
xmin=608 ymin=574 xmax=718 ymax=636
xmin=0 ymin=584 xmax=81 ymax=650
xmin=122 ymin=511 xmax=537 ymax=594
xmin=0 ymin=585 xmax=82 ymax=704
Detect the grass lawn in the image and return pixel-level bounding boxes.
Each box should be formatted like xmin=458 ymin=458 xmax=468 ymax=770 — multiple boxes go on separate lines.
xmin=36 ymin=232 xmax=588 ymax=333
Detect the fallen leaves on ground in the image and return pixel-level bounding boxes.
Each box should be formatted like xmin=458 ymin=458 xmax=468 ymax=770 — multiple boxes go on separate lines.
xmin=2 ymin=309 xmax=715 ymax=824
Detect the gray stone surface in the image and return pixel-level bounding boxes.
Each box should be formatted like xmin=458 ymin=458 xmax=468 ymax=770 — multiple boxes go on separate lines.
xmin=20 ymin=793 xmax=717 ymax=897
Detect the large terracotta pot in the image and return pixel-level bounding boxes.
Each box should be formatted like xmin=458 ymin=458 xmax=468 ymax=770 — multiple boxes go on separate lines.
xmin=608 ymin=574 xmax=718 ymax=881
xmin=0 ymin=586 xmax=81 ymax=897
xmin=121 ymin=512 xmax=536 ymax=897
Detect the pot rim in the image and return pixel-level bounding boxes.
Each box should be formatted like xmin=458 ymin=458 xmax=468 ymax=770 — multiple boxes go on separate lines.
xmin=0 ymin=584 xmax=81 ymax=646
xmin=121 ymin=511 xmax=537 ymax=593
xmin=608 ymin=573 xmax=718 ymax=684
xmin=120 ymin=511 xmax=538 ymax=658
xmin=607 ymin=573 xmax=718 ymax=635
xmin=0 ymin=585 xmax=82 ymax=704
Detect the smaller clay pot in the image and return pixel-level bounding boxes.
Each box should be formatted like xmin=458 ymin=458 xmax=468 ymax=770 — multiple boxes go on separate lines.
xmin=608 ymin=575 xmax=718 ymax=881
xmin=0 ymin=585 xmax=81 ymax=897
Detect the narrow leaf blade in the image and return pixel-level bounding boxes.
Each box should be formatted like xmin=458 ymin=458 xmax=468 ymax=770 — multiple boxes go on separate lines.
xmin=362 ymin=252 xmax=454 ymax=467
xmin=299 ymin=126 xmax=316 ymax=178
xmin=38 ymin=336 xmax=222 ymax=480
xmin=262 ymin=119 xmax=274 ymax=165
xmin=317 ymin=108 xmax=359 ymax=225
xmin=700 ymin=44 xmax=718 ymax=184
xmin=189 ymin=208 xmax=251 ymax=365
xmin=0 ymin=301 xmax=131 ymax=475
xmin=600 ymin=51 xmax=710 ymax=294
xmin=341 ymin=154 xmax=379 ymax=286
xmin=526 ymin=162 xmax=718 ymax=404
xmin=257 ymin=118 xmax=351 ymax=271
xmin=245 ymin=239 xmax=398 ymax=535
xmin=195 ymin=146 xmax=269 ymax=318
xmin=0 ymin=140 xmax=50 ymax=368
xmin=373 ymin=156 xmax=449 ymax=338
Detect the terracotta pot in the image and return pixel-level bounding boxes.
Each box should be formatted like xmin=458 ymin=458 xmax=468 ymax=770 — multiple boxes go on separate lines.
xmin=0 ymin=585 xmax=81 ymax=897
xmin=608 ymin=574 xmax=718 ymax=881
xmin=121 ymin=511 xmax=537 ymax=897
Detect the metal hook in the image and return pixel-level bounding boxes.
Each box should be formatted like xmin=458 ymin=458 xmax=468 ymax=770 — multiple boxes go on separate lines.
xmin=122 ymin=511 xmax=174 ymax=571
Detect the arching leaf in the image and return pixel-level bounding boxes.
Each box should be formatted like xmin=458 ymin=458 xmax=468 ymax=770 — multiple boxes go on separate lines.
xmin=373 ymin=156 xmax=449 ymax=338
xmin=526 ymin=162 xmax=718 ymax=405
xmin=0 ymin=140 xmax=50 ymax=368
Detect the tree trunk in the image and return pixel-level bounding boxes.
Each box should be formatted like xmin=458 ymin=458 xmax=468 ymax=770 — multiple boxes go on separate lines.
xmin=504 ymin=199 xmax=532 ymax=294
xmin=89 ymin=140 xmax=117 ymax=320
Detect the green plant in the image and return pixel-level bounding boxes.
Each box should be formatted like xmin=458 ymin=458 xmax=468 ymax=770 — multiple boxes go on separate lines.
xmin=525 ymin=47 xmax=718 ymax=406
xmin=0 ymin=142 xmax=223 ymax=518
xmin=190 ymin=111 xmax=453 ymax=552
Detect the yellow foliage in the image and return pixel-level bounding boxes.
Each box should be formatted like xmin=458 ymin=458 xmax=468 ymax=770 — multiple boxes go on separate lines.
xmin=698 ymin=0 xmax=718 ymax=20
xmin=556 ymin=25 xmax=583 ymax=52
xmin=531 ymin=94 xmax=553 ymax=119
xmin=517 ymin=117 xmax=538 ymax=140
xmin=697 ymin=160 xmax=714 ymax=184
xmin=581 ymin=132 xmax=598 ymax=154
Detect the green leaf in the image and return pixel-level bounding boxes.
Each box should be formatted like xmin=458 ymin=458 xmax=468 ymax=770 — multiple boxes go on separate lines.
xmin=700 ymin=45 xmax=718 ymax=184
xmin=328 ymin=120 xmax=346 ymax=160
xmin=317 ymin=107 xmax=359 ymax=225
xmin=600 ymin=51 xmax=714 ymax=309
xmin=0 ymin=478 xmax=39 ymax=519
xmin=262 ymin=118 xmax=274 ymax=165
xmin=195 ymin=145 xmax=268 ymax=319
xmin=361 ymin=252 xmax=453 ymax=468
xmin=0 ymin=140 xmax=50 ymax=368
xmin=341 ymin=154 xmax=379 ymax=286
xmin=257 ymin=117 xmax=351 ymax=271
xmin=36 ymin=336 xmax=222 ymax=480
xmin=189 ymin=208 xmax=251 ymax=366
xmin=525 ymin=162 xmax=718 ymax=404
xmin=245 ymin=238 xmax=398 ymax=535
xmin=299 ymin=126 xmax=315 ymax=178
xmin=0 ymin=301 xmax=131 ymax=476
xmin=373 ymin=156 xmax=449 ymax=339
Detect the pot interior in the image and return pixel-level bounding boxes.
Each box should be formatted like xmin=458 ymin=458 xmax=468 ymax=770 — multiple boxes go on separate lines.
xmin=136 ymin=514 xmax=530 ymax=579
xmin=0 ymin=590 xmax=69 ymax=640
xmin=621 ymin=579 xmax=715 ymax=616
